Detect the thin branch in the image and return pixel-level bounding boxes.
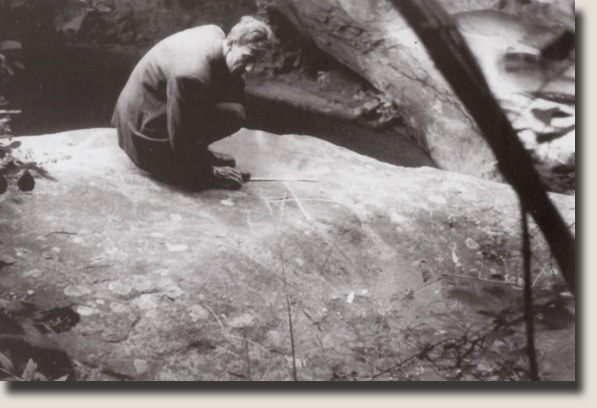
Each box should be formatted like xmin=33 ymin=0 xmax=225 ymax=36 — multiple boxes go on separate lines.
xmin=522 ymin=207 xmax=539 ymax=381
xmin=280 ymin=251 xmax=298 ymax=381
xmin=441 ymin=273 xmax=520 ymax=287
xmin=243 ymin=330 xmax=252 ymax=381
xmin=45 ymin=231 xmax=77 ymax=237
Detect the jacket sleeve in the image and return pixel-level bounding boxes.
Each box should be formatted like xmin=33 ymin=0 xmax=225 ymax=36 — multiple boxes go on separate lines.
xmin=166 ymin=75 xmax=211 ymax=156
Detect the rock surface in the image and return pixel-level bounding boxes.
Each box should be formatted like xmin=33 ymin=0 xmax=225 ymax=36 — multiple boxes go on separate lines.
xmin=267 ymin=0 xmax=575 ymax=183
xmin=0 ymin=128 xmax=575 ymax=380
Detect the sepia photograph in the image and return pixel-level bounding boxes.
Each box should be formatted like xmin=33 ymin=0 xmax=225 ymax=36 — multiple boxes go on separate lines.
xmin=0 ymin=0 xmax=575 ymax=383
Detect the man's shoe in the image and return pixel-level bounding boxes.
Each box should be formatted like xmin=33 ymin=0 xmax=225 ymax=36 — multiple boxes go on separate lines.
xmin=207 ymin=148 xmax=236 ymax=167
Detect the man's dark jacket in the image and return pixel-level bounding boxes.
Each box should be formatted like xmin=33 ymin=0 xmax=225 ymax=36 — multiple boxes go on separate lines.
xmin=112 ymin=25 xmax=244 ymax=173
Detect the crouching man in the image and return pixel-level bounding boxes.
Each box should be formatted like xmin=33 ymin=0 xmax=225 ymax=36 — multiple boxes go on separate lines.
xmin=112 ymin=16 xmax=274 ymax=189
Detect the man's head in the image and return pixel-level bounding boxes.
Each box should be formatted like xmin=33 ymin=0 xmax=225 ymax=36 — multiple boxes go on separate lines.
xmin=224 ymin=16 xmax=275 ymax=76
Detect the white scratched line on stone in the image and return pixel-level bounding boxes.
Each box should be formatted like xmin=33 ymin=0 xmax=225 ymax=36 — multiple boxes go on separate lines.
xmin=246 ymin=214 xmax=254 ymax=233
xmin=279 ymin=191 xmax=287 ymax=219
xmin=284 ymin=182 xmax=312 ymax=222
xmin=262 ymin=198 xmax=273 ymax=216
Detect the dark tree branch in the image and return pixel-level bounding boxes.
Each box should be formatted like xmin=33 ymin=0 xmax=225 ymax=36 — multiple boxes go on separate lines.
xmin=389 ymin=0 xmax=575 ymax=296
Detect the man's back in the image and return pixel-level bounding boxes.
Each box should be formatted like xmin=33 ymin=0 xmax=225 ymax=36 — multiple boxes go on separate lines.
xmin=112 ymin=25 xmax=243 ymax=166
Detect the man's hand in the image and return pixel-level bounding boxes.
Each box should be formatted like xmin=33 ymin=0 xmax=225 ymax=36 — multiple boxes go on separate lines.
xmin=212 ymin=166 xmax=243 ymax=190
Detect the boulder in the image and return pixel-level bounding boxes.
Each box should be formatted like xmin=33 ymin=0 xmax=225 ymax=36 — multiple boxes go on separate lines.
xmin=0 ymin=128 xmax=575 ymax=380
xmin=266 ymin=0 xmax=575 ymax=182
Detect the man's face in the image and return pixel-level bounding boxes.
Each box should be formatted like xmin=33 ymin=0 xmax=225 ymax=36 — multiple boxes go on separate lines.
xmin=225 ymin=42 xmax=258 ymax=76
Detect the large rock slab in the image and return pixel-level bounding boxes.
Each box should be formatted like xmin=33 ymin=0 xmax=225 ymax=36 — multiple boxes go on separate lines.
xmin=0 ymin=128 xmax=575 ymax=380
xmin=268 ymin=0 xmax=575 ymax=182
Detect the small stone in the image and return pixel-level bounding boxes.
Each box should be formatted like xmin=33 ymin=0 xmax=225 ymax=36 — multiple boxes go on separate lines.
xmin=134 ymin=359 xmax=149 ymax=375
xmin=220 ymin=199 xmax=234 ymax=207
xmin=346 ymin=291 xmax=355 ymax=304
xmin=76 ymin=305 xmax=96 ymax=316
xmin=228 ymin=313 xmax=255 ymax=328
xmin=95 ymin=299 xmax=105 ymax=305
xmin=134 ymin=294 xmax=159 ymax=311
xmin=165 ymin=243 xmax=188 ymax=252
xmin=26 ymin=290 xmax=34 ymax=296
xmin=64 ymin=285 xmax=91 ymax=297
xmin=159 ymin=280 xmax=184 ymax=299
xmin=165 ymin=286 xmax=184 ymax=299
xmin=295 ymin=258 xmax=304 ymax=266
xmin=465 ymin=238 xmax=480 ymax=250
xmin=0 ymin=255 xmax=16 ymax=265
xmin=23 ymin=269 xmax=43 ymax=278
xmin=188 ymin=304 xmax=210 ymax=322
xmin=110 ymin=302 xmax=129 ymax=313
xmin=428 ymin=194 xmax=447 ymax=204
xmin=108 ymin=281 xmax=132 ymax=296
xmin=42 ymin=251 xmax=56 ymax=260
xmin=131 ymin=275 xmax=154 ymax=292
xmin=51 ymin=247 xmax=61 ymax=253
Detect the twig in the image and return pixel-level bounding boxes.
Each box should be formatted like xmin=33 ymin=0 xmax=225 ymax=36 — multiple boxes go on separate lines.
xmin=204 ymin=304 xmax=226 ymax=333
xmin=441 ymin=273 xmax=520 ymax=287
xmin=522 ymin=208 xmax=539 ymax=381
xmin=45 ymin=231 xmax=77 ymax=237
xmin=284 ymin=182 xmax=312 ymax=221
xmin=281 ymin=253 xmax=298 ymax=381
xmin=243 ymin=330 xmax=252 ymax=381
xmin=318 ymin=215 xmax=350 ymax=275
xmin=531 ymin=266 xmax=547 ymax=288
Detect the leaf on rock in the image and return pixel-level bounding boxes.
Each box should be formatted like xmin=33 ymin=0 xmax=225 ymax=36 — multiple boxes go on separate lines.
xmin=11 ymin=60 xmax=25 ymax=70
xmin=33 ymin=372 xmax=48 ymax=381
xmin=0 ymin=40 xmax=22 ymax=51
xmin=527 ymin=91 xmax=575 ymax=105
xmin=17 ymin=170 xmax=35 ymax=191
xmin=531 ymin=107 xmax=565 ymax=126
xmin=536 ymin=124 xmax=575 ymax=143
xmin=0 ymin=351 xmax=15 ymax=373
xmin=21 ymin=359 xmax=38 ymax=381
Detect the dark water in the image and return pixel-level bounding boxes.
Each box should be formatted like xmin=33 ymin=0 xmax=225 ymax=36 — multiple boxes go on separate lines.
xmin=6 ymin=46 xmax=434 ymax=169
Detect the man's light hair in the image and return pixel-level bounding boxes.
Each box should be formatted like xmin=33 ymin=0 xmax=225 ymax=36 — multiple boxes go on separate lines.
xmin=227 ymin=16 xmax=275 ymax=54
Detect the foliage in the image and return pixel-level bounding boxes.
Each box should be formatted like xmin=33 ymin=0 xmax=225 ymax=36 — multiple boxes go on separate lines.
xmin=52 ymin=0 xmax=112 ymax=35
xmin=0 ymin=352 xmax=68 ymax=381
